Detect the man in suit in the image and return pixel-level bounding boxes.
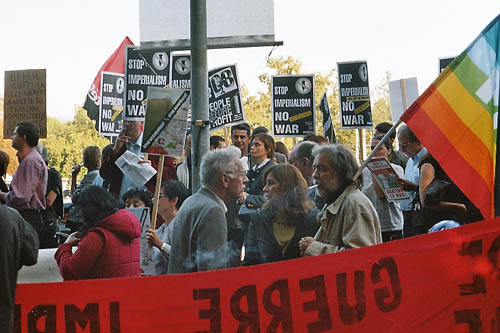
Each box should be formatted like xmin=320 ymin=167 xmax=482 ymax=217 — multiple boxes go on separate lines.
xmin=168 ymin=148 xmax=248 ymax=273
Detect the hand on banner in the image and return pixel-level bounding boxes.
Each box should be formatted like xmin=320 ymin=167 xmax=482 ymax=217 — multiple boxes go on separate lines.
xmin=396 ymin=177 xmax=418 ymax=192
xmin=146 ymin=229 xmax=163 ymax=249
xmin=65 ymin=232 xmax=81 ymax=246
xmin=138 ymin=159 xmax=151 ymax=166
xmin=299 ymin=237 xmax=314 ymax=256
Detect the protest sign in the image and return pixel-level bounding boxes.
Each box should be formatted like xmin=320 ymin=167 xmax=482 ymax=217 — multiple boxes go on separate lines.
xmin=337 ymin=61 xmax=373 ymax=129
xmin=99 ymin=72 xmax=125 ymax=136
xmin=272 ymin=75 xmax=315 ymax=137
xmin=129 ymin=207 xmax=154 ymax=276
xmin=170 ymin=53 xmax=191 ymax=89
xmin=3 ymin=69 xmax=46 ymax=138
xmin=388 ymin=77 xmax=419 ymax=122
xmin=319 ymin=92 xmax=337 ymax=143
xmin=208 ymin=64 xmax=245 ymax=131
xmin=124 ymin=46 xmax=170 ymax=121
xmin=439 ymin=56 xmax=456 ymax=73
xmin=15 ymin=218 xmax=500 ymax=332
xmin=366 ymin=157 xmax=409 ymax=201
xmin=141 ymin=87 xmax=190 ymax=158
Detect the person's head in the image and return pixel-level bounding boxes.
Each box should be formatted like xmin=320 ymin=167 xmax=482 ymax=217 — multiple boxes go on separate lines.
xmin=101 ymin=144 xmax=114 ymax=161
xmin=200 ymin=147 xmax=248 ymax=202
xmin=288 ymin=141 xmax=316 ymax=184
xmin=12 ymin=122 xmax=39 ymax=150
xmin=36 ymin=142 xmax=49 ymax=165
xmin=77 ymin=185 xmax=121 ymax=235
xmin=183 ymin=131 xmax=192 ymax=158
xmin=262 ymin=164 xmax=313 ymax=223
xmin=231 ymin=123 xmax=251 ymax=155
xmin=251 ymin=133 xmax=275 ymax=162
xmin=0 ymin=150 xmax=10 ymax=177
xmin=122 ymin=120 xmax=143 ymax=142
xmin=371 ymin=135 xmax=393 ymax=159
xmin=158 ymin=180 xmax=190 ymax=219
xmin=397 ymin=124 xmax=423 ymax=158
xmin=303 ymin=133 xmax=327 ymax=145
xmin=82 ymin=146 xmax=101 ymax=171
xmin=312 ymin=144 xmax=361 ymax=202
xmin=251 ymin=126 xmax=269 ymax=137
xmin=275 ymin=141 xmax=289 ymax=160
xmin=210 ymin=135 xmax=226 ymax=150
xmin=374 ymin=122 xmax=395 ymax=141
xmin=122 ymin=188 xmax=153 ymax=211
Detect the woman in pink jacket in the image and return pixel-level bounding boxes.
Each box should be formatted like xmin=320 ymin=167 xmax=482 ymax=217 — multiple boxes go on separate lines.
xmin=55 ymin=185 xmax=141 ymax=280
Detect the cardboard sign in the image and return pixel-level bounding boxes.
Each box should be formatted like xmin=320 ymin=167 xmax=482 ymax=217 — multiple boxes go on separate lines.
xmin=14 ymin=218 xmax=500 ymax=332
xmin=3 ymin=69 xmax=46 ymax=138
xmin=141 ymin=87 xmax=190 ymax=157
xmin=170 ymin=53 xmax=191 ymax=89
xmin=272 ymin=75 xmax=315 ymax=137
xmin=124 ymin=46 xmax=170 ymax=121
xmin=388 ymin=77 xmax=419 ymax=122
xmin=208 ymin=64 xmax=245 ymax=131
xmin=99 ymin=72 xmax=125 ymax=136
xmin=337 ymin=61 xmax=373 ymax=129
xmin=129 ymin=207 xmax=154 ymax=276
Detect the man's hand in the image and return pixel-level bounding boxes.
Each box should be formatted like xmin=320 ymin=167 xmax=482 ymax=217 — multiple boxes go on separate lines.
xmin=146 ymin=229 xmax=163 ymax=249
xmin=299 ymin=237 xmax=314 ymax=256
xmin=396 ymin=177 xmax=418 ymax=192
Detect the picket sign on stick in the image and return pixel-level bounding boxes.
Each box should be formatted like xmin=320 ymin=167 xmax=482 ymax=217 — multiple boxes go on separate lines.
xmin=400 ymin=79 xmax=408 ymax=110
xmin=151 ymin=154 xmax=165 ymax=230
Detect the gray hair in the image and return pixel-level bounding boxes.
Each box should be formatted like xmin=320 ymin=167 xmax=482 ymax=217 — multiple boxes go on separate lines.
xmin=294 ymin=141 xmax=317 ymax=166
xmin=200 ymin=147 xmax=242 ymax=188
xmin=36 ymin=142 xmax=49 ymax=165
xmin=312 ymin=144 xmax=362 ymax=188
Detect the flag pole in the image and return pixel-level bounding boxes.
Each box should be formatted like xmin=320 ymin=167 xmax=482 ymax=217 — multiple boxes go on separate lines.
xmin=353 ymin=119 xmax=402 ymax=181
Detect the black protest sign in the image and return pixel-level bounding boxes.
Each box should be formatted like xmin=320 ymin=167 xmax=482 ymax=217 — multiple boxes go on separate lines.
xmin=170 ymin=53 xmax=191 ymax=89
xmin=337 ymin=61 xmax=373 ymax=129
xmin=439 ymin=57 xmax=455 ymax=73
xmin=3 ymin=69 xmax=47 ymax=138
xmin=208 ymin=64 xmax=245 ymax=131
xmin=99 ymin=72 xmax=124 ymax=136
xmin=272 ymin=75 xmax=315 ymax=137
xmin=124 ymin=46 xmax=170 ymax=121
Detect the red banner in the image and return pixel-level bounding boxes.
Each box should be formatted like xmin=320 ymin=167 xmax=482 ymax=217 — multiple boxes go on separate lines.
xmin=15 ymin=219 xmax=500 ymax=332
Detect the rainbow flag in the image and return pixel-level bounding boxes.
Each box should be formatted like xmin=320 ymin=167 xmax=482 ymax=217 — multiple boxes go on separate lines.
xmin=401 ymin=15 xmax=500 ymax=219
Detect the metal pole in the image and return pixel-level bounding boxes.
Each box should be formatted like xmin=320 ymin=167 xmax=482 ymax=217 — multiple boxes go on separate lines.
xmin=190 ymin=0 xmax=209 ymax=191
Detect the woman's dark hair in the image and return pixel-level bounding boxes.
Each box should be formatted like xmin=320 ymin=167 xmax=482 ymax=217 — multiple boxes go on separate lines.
xmin=262 ymin=164 xmax=313 ymax=226
xmin=122 ymin=188 xmax=153 ymax=211
xmin=252 ymin=133 xmax=275 ymax=159
xmin=77 ymin=185 xmax=121 ymax=235
xmin=275 ymin=141 xmax=289 ymax=160
xmin=162 ymin=180 xmax=190 ymax=210
xmin=372 ymin=135 xmax=393 ymax=152
xmin=0 ymin=150 xmax=9 ymax=177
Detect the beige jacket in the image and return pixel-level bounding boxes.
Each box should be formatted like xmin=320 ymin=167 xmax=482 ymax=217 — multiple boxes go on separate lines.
xmin=304 ymin=185 xmax=382 ymax=256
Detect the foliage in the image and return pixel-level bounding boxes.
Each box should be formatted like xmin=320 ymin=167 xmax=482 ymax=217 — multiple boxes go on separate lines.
xmin=41 ymin=106 xmax=111 ymax=179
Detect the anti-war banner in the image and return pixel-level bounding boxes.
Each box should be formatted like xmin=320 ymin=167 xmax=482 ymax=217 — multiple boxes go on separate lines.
xmin=208 ymin=64 xmax=245 ymax=131
xmin=170 ymin=53 xmax=191 ymax=89
xmin=272 ymin=75 xmax=315 ymax=137
xmin=99 ymin=72 xmax=125 ymax=136
xmin=338 ymin=61 xmax=373 ymax=129
xmin=15 ymin=218 xmax=500 ymax=332
xmin=124 ymin=46 xmax=170 ymax=121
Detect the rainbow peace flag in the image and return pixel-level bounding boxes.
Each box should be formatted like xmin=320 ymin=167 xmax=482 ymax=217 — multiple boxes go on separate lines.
xmin=401 ymin=14 xmax=500 ymax=219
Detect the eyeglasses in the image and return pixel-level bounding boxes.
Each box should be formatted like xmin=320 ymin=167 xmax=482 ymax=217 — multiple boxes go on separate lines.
xmin=225 ymin=171 xmax=247 ymax=178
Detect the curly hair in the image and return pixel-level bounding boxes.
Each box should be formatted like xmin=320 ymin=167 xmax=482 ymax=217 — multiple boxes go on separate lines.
xmin=77 ymin=185 xmax=121 ymax=235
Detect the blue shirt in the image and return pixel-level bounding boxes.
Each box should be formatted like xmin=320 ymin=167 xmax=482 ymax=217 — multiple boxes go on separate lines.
xmin=119 ymin=133 xmax=146 ymax=198
xmin=400 ymin=147 xmax=427 ymax=211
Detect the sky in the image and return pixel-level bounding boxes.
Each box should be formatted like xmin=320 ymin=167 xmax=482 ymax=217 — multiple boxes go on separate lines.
xmin=1 ymin=0 xmax=500 ymax=122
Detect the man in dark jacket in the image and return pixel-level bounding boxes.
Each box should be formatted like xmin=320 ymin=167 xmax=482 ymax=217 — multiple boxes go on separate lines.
xmin=0 ymin=205 xmax=39 ymax=331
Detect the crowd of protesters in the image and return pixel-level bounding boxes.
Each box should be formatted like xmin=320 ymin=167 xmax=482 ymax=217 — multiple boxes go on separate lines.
xmin=0 ymin=120 xmax=483 ymax=331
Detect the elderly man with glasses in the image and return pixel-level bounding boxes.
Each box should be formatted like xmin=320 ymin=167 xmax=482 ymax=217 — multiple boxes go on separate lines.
xmin=168 ymin=148 xmax=248 ymax=273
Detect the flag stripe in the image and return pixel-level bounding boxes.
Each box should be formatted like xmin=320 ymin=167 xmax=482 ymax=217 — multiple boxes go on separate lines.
xmin=452 ymin=55 xmax=491 ymax=110
xmin=405 ymin=105 xmax=493 ymax=219
xmin=436 ymin=72 xmax=495 ymax=154
xmin=419 ymin=86 xmax=494 ymax=190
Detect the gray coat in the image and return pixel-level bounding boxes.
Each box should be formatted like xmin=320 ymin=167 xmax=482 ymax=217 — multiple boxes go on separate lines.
xmin=167 ymin=187 xmax=228 ymax=273
xmin=0 ymin=205 xmax=39 ymax=332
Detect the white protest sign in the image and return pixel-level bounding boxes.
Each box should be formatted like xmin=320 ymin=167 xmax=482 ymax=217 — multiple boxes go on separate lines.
xmin=388 ymin=77 xmax=419 ymax=122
